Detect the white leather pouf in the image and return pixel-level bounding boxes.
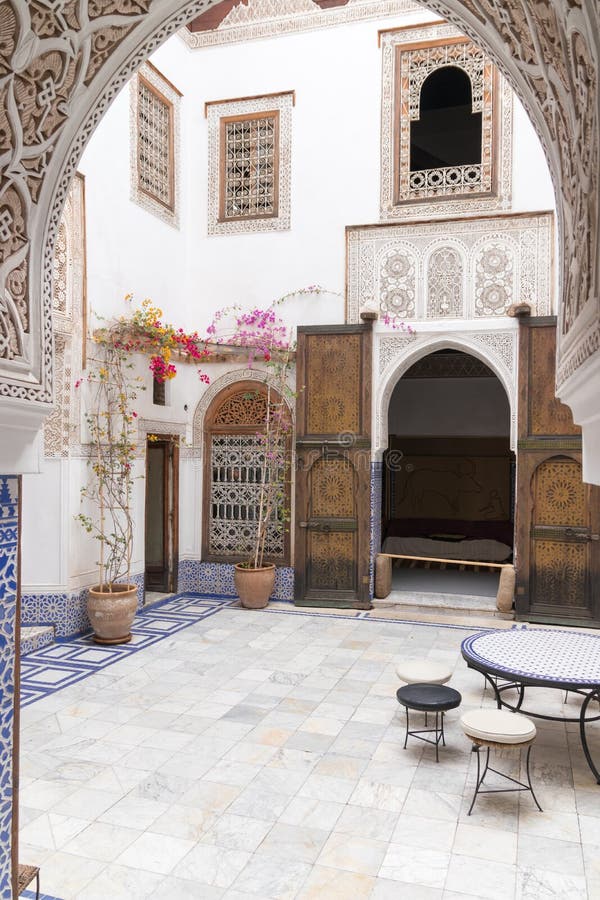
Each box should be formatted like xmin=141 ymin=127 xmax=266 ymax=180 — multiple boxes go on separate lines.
xmin=461 ymin=708 xmax=536 ymax=744
xmin=396 ymin=660 xmax=452 ymax=685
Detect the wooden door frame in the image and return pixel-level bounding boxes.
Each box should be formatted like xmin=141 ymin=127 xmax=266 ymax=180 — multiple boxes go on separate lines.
xmin=144 ymin=436 xmax=179 ymax=593
xmin=294 ymin=324 xmax=372 ymax=608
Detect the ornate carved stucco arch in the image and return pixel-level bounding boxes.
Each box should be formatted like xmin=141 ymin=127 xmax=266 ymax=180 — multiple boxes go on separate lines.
xmin=0 ymin=0 xmax=598 ymax=477
xmin=192 ymin=367 xmax=295 ymax=457
xmin=376 ymin=332 xmax=516 ymax=455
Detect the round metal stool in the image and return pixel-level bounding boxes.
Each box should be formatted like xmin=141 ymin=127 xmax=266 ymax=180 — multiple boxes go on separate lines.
xmin=461 ymin=708 xmax=542 ymax=815
xmin=396 ymin=683 xmax=462 ymax=762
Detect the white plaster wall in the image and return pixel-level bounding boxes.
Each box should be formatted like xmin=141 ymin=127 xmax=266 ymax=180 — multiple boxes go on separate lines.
xmin=388 ymin=377 xmax=510 ymax=437
xmin=21 ymin=461 xmax=66 ymax=587
xmin=78 ymin=6 xmax=555 ymax=335
xmin=511 ymin=97 xmax=556 ymax=214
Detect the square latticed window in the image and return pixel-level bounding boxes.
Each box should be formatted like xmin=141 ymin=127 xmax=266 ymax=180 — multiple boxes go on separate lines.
xmin=137 ymin=77 xmax=174 ymax=211
xmin=219 ymin=112 xmax=279 ymax=221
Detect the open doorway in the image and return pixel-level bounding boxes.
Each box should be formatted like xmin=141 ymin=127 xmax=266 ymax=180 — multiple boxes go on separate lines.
xmin=145 ymin=436 xmax=179 ymax=597
xmin=382 ymin=349 xmax=513 ymax=609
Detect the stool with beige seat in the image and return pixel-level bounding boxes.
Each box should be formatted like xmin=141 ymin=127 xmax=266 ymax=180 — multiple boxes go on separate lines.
xmin=461 ymin=708 xmax=542 ymax=815
xmin=396 ymin=659 xmax=453 ymax=685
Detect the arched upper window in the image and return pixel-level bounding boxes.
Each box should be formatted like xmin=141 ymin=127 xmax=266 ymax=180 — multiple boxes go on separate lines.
xmin=410 ymin=66 xmax=482 ymax=172
xmin=202 ymin=381 xmax=291 ymax=564
xmin=384 ymin=32 xmax=503 ymax=211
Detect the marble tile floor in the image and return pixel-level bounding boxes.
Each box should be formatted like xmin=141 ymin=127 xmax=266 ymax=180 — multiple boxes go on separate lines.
xmin=19 ymin=600 xmax=600 ymax=899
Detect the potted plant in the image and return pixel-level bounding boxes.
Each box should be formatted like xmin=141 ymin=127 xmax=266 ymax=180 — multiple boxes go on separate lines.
xmin=76 ymin=334 xmax=142 ymax=644
xmin=206 ymin=306 xmax=295 ymax=609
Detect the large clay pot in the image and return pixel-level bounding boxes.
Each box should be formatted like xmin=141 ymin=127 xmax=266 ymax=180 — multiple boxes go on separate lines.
xmin=234 ymin=563 xmax=276 ymax=609
xmin=87 ymin=583 xmax=138 ymax=644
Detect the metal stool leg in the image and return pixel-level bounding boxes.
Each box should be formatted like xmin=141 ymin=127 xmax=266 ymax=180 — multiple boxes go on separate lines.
xmin=468 ymin=745 xmax=482 ymax=815
xmin=524 ymin=745 xmax=543 ymax=812
xmin=404 ymin=707 xmax=409 ymax=749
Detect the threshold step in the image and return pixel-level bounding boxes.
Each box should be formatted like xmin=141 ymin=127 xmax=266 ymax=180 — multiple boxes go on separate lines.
xmin=372 ymin=593 xmax=514 ymax=620
xmin=21 ymin=625 xmax=55 ymax=656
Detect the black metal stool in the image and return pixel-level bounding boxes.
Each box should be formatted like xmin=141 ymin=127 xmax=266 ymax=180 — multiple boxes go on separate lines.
xmin=396 ymin=683 xmax=462 ymax=762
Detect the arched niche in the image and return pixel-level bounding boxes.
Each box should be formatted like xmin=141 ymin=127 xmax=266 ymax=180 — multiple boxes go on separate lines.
xmin=410 ymin=65 xmax=483 ymax=172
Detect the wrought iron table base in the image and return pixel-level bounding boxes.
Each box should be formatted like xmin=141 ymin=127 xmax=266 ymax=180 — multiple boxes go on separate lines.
xmin=468 ymin=741 xmax=542 ymax=815
xmin=478 ymin=671 xmax=600 ymax=784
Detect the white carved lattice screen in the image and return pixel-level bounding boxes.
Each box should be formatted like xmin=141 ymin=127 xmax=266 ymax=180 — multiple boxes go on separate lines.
xmin=209 ymin=434 xmax=285 ymax=560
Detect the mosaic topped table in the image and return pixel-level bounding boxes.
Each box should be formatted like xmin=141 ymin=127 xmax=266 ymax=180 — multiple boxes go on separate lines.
xmin=462 ymin=627 xmax=600 ymax=783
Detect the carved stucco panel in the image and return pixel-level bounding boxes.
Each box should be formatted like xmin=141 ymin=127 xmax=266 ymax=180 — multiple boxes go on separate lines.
xmin=375 ymin=329 xmax=517 ymax=452
xmin=347 ymin=213 xmax=553 ymax=324
xmin=180 ymin=0 xmax=421 ymax=49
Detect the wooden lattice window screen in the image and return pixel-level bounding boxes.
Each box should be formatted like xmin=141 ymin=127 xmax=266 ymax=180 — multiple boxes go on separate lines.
xmin=219 ymin=112 xmax=279 ymax=221
xmin=204 ymin=386 xmax=290 ymax=563
xmin=137 ymin=77 xmax=174 ymax=210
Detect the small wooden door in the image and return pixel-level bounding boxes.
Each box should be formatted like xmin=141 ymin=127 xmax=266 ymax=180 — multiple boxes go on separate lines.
xmin=515 ymin=319 xmax=600 ymax=624
xmin=294 ymin=325 xmax=372 ymax=608
xmin=145 ymin=437 xmax=179 ymax=592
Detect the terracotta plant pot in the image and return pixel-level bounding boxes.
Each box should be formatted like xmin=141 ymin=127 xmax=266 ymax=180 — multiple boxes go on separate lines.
xmin=87 ymin=583 xmax=138 ymax=644
xmin=234 ymin=563 xmax=276 ymax=609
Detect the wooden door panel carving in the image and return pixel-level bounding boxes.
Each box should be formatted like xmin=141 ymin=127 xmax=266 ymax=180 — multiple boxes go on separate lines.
xmin=305 ymin=333 xmax=362 ymax=435
xmin=310 ymin=457 xmax=355 ymax=517
xmin=530 ymin=458 xmax=591 ymax=612
xmin=295 ymin=325 xmax=371 ymax=608
xmin=533 ymin=541 xmax=587 ymax=608
xmin=533 ymin=459 xmax=585 ymax=525
xmin=309 ymin=532 xmax=356 ymax=593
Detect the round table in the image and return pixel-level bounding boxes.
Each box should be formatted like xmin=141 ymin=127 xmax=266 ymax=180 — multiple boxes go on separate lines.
xmin=461 ymin=627 xmax=600 ymax=783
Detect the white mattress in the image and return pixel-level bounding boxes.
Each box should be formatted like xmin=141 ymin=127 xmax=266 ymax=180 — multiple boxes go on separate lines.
xmin=382 ymin=536 xmax=512 ymax=563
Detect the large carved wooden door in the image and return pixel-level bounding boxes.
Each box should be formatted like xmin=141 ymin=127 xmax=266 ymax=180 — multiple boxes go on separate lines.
xmin=295 ymin=325 xmax=372 ymax=608
xmin=515 ymin=318 xmax=600 ymax=625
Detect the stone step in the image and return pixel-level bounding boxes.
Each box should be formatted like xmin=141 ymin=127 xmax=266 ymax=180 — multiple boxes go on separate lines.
xmin=21 ymin=625 xmax=55 ymax=656
xmin=372 ymin=590 xmax=514 ymax=622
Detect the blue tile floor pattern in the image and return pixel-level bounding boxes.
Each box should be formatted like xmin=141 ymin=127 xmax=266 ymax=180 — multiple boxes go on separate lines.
xmin=20 ymin=594 xmax=235 ymax=708
xmin=22 ymin=891 xmax=63 ymax=900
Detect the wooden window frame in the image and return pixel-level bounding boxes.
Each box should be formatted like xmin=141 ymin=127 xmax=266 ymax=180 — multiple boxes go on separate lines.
xmin=136 ymin=74 xmax=176 ymax=213
xmin=202 ymin=381 xmax=292 ymax=566
xmin=391 ymin=35 xmax=500 ymax=208
xmin=218 ymin=110 xmax=281 ymax=223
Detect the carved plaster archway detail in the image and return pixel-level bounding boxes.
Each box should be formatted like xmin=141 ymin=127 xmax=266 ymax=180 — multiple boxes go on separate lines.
xmin=192 ymin=367 xmax=295 ymax=457
xmin=375 ymin=330 xmax=517 ymax=455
